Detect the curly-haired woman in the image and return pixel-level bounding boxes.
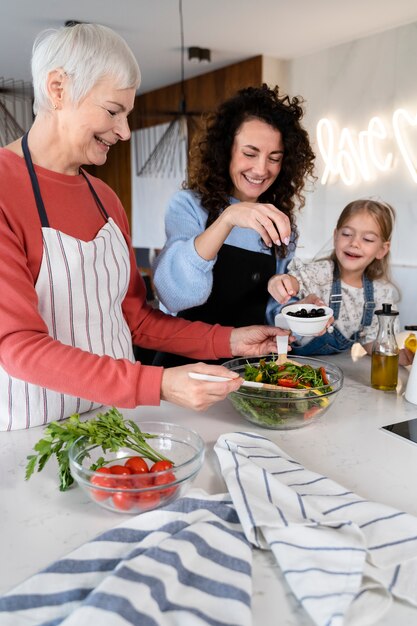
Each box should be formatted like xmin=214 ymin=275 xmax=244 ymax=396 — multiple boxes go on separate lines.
xmin=152 ymin=85 xmax=315 ymax=366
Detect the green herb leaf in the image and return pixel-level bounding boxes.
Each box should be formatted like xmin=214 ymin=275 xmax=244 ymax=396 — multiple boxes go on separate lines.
xmin=25 ymin=408 xmax=171 ymax=491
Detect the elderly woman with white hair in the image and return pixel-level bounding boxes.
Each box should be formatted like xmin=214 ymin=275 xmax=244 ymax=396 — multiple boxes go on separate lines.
xmin=0 ymin=23 xmax=288 ymax=430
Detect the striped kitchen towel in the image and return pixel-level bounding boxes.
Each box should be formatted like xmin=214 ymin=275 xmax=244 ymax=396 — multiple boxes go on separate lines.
xmin=215 ymin=431 xmax=417 ymax=626
xmin=0 ymin=492 xmax=252 ymax=626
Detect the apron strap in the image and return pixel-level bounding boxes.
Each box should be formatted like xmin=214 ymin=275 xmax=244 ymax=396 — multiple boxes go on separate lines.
xmin=330 ymin=263 xmax=375 ymax=328
xmin=80 ymin=169 xmax=109 ymax=220
xmin=22 ymin=132 xmax=50 ymax=227
xmin=22 ymin=132 xmax=109 ymax=226
xmin=330 ymin=263 xmax=342 ymax=320
xmin=360 ymin=274 xmax=375 ymax=327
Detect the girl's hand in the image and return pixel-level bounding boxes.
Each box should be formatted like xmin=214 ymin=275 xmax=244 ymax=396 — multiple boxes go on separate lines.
xmin=268 ymin=273 xmax=299 ymax=303
xmin=221 ymin=202 xmax=291 ymax=248
xmin=160 ymin=363 xmax=243 ymax=411
xmin=399 ymin=347 xmax=414 ymax=367
xmin=299 ymin=294 xmax=327 ymax=307
xmin=300 ymin=294 xmax=334 ymax=332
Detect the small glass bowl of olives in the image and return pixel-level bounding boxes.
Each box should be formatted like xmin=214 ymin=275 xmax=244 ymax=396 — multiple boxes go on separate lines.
xmin=275 ymin=303 xmax=333 ymax=336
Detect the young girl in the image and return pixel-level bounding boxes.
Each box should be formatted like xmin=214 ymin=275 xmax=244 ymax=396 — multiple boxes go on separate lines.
xmin=268 ymin=199 xmax=407 ymax=359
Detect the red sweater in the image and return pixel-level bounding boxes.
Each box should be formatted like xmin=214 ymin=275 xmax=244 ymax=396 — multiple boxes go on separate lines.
xmin=0 ymin=148 xmax=233 ymax=407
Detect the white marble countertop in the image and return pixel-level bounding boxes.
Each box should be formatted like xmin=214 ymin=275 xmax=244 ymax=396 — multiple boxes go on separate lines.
xmin=1 ymin=351 xmax=417 ymax=625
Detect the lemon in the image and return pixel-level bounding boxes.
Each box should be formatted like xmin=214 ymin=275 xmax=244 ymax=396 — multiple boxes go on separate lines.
xmin=405 ymin=333 xmax=417 ymax=354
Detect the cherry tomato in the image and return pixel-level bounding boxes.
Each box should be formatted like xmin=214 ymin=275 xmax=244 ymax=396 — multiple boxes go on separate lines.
xmin=110 ymin=464 xmax=132 ymax=475
xmin=277 ymin=378 xmax=298 ymax=388
xmin=126 ymin=473 xmax=153 ymax=489
xmin=150 ymin=460 xmax=173 ymax=473
xmin=112 ymin=486 xmax=135 ymax=511
xmin=124 ymin=456 xmax=149 ymax=474
xmin=304 ymin=406 xmax=321 ymax=420
xmin=319 ymin=366 xmax=329 ymax=385
xmin=136 ymin=490 xmax=161 ymax=510
xmin=89 ymin=468 xmax=114 ymax=501
xmin=153 ymin=471 xmax=177 ymax=497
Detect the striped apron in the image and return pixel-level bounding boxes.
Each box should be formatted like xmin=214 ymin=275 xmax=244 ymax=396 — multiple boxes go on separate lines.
xmin=0 ymin=133 xmax=134 ymax=431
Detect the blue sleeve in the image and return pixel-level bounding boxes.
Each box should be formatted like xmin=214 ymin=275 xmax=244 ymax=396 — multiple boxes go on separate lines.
xmin=152 ymin=191 xmax=216 ymax=313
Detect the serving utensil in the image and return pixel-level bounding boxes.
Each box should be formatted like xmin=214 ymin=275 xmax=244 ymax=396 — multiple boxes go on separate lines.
xmin=276 ymin=334 xmax=288 ymax=365
xmin=188 ymin=372 xmax=308 ymax=394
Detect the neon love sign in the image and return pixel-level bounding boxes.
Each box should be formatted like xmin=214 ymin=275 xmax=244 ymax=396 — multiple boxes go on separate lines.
xmin=316 ymin=109 xmax=417 ymax=186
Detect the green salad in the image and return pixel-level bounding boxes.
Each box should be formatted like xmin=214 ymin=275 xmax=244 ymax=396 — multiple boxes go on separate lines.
xmin=230 ymin=358 xmax=333 ymax=428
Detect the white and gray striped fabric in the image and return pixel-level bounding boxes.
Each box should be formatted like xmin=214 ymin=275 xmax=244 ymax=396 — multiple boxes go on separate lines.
xmin=3 ymin=432 xmax=417 ymax=626
xmin=215 ymin=431 xmax=417 ymax=626
xmin=0 ymin=492 xmax=252 ymax=626
xmin=0 ymin=218 xmax=135 ymax=430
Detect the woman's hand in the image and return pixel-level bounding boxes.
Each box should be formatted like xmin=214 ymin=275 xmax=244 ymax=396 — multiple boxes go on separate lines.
xmin=268 ymin=273 xmax=300 ymax=304
xmin=195 ymin=201 xmax=292 ymax=261
xmin=221 ymin=202 xmax=291 ymax=248
xmin=160 ymin=363 xmax=243 ymax=411
xmin=230 ymin=325 xmax=292 ymax=357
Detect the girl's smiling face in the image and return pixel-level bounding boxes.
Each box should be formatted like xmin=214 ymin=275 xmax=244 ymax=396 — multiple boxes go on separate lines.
xmin=334 ymin=210 xmax=390 ymax=282
xmin=229 ymin=118 xmax=284 ymax=202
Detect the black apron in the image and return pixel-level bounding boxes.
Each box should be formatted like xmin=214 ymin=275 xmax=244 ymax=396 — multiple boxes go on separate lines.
xmin=153 ymin=243 xmax=276 ymax=367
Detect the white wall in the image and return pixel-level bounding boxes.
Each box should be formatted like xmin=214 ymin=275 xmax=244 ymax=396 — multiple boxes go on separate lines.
xmin=281 ymin=22 xmax=417 ymax=326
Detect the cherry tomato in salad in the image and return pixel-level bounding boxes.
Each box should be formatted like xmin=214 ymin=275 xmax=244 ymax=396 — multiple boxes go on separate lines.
xmin=124 ymin=456 xmax=149 ymax=474
xmin=150 ymin=460 xmax=173 ymax=473
xmin=277 ymin=378 xmax=298 ymax=388
xmin=304 ymin=406 xmax=321 ymax=420
xmin=319 ymin=366 xmax=329 ymax=385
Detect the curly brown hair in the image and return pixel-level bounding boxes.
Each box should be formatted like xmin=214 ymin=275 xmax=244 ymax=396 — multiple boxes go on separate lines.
xmin=186 ymin=84 xmax=316 ymax=258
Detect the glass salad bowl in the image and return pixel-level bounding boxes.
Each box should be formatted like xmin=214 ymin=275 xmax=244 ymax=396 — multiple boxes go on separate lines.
xmin=223 ymin=355 xmax=343 ymax=430
xmin=69 ymin=421 xmax=205 ymax=513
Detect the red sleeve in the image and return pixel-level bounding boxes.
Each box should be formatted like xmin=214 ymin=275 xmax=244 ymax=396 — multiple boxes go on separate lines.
xmin=0 ymin=163 xmax=233 ymax=409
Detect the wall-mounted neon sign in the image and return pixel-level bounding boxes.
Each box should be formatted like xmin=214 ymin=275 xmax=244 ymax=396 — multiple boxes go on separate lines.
xmin=316 ymin=109 xmax=417 ymax=186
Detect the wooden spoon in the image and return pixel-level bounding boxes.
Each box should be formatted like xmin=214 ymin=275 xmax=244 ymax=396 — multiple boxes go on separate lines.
xmin=188 ymin=372 xmax=309 ymax=394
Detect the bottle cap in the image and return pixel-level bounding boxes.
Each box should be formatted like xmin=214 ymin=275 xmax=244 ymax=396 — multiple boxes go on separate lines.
xmin=374 ymin=302 xmax=399 ymax=316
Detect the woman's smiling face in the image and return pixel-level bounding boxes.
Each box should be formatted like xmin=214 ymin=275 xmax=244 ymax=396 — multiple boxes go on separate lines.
xmin=229 ymin=118 xmax=284 ymax=202
xmin=59 ymin=75 xmax=136 ymax=171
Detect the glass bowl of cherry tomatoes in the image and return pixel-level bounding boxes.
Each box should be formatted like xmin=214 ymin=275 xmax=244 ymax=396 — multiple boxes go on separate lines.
xmin=68 ymin=421 xmax=205 ymax=514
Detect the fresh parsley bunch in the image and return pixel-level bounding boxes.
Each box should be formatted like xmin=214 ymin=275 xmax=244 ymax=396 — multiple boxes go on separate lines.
xmin=25 ymin=408 xmax=169 ymax=491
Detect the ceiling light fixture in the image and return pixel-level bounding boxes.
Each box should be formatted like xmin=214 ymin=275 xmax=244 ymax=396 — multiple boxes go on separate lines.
xmin=188 ymin=46 xmax=211 ymax=64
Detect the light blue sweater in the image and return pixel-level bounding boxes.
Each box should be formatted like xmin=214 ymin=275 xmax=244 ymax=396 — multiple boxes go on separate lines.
xmin=152 ymin=189 xmax=295 ymax=325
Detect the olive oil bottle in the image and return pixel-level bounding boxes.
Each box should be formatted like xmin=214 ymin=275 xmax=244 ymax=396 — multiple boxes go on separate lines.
xmin=371 ymin=303 xmax=399 ymax=391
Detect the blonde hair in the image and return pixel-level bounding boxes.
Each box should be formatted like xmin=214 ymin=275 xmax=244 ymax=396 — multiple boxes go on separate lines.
xmin=32 ymin=23 xmax=141 ymax=114
xmin=330 ymin=199 xmax=395 ymax=281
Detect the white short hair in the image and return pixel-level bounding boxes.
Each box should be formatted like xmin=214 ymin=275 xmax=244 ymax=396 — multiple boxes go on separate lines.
xmin=32 ymin=23 xmax=141 ymax=114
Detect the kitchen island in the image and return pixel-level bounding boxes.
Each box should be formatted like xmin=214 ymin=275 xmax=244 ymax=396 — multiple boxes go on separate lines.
xmin=1 ymin=350 xmax=416 ymax=625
